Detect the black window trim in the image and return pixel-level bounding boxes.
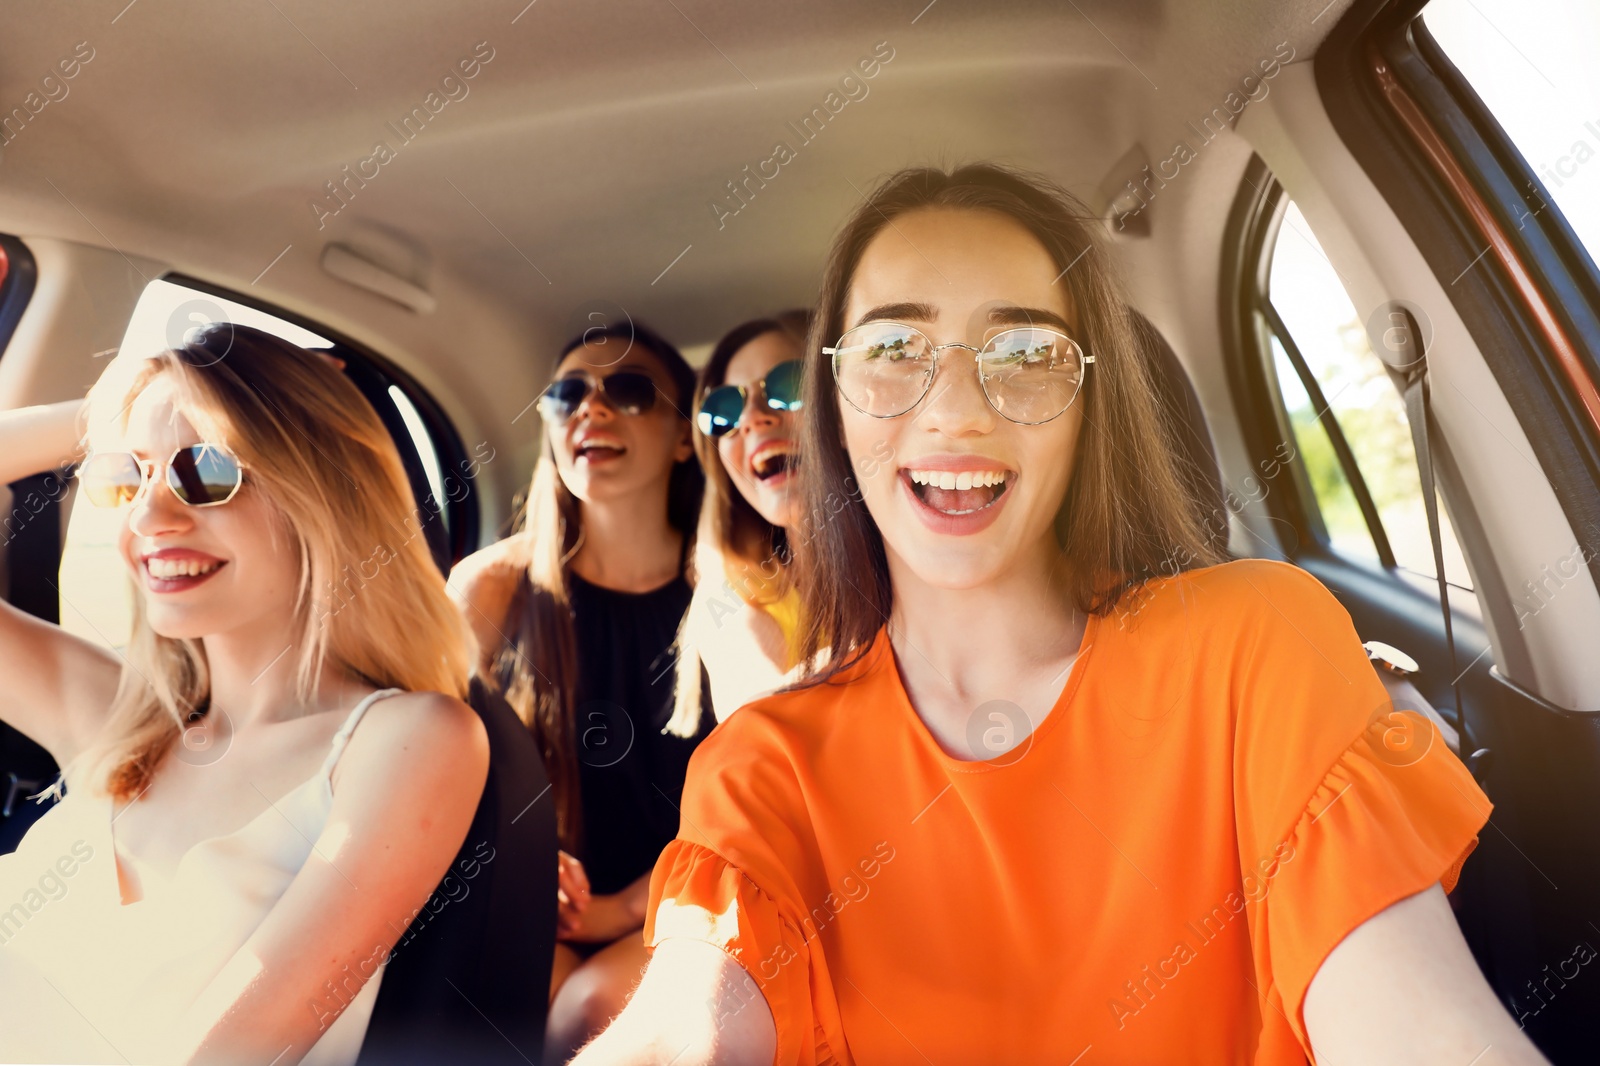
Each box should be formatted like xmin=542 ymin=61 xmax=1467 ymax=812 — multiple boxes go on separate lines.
xmin=0 ymin=233 xmax=59 ymax=853
xmin=0 ymin=233 xmax=38 ymax=353
xmin=1313 ymin=0 xmax=1600 ymax=597
xmin=1260 ymin=295 xmax=1400 ymax=569
xmin=161 ymin=272 xmax=480 ymax=573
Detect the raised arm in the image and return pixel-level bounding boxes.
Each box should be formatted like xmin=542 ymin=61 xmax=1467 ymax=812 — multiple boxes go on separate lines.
xmin=0 ymin=400 xmax=123 ymax=765
xmin=573 ymin=939 xmax=776 ymax=1066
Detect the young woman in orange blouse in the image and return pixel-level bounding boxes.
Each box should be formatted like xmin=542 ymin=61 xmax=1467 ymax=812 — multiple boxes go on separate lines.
xmin=575 ymin=165 xmax=1544 ymax=1065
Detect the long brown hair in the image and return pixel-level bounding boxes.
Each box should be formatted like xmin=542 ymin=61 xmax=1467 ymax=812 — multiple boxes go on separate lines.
xmin=493 ymin=322 xmax=702 ymax=852
xmin=666 ymin=311 xmax=809 ymax=736
xmin=795 ymin=164 xmax=1226 ymax=677
xmin=75 ymin=325 xmax=473 ymax=800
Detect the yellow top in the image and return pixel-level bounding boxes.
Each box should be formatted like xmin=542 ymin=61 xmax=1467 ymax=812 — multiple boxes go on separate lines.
xmin=722 ymin=557 xmax=804 ymax=671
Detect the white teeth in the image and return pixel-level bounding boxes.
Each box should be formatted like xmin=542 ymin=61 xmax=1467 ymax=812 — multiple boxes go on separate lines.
xmin=906 ymin=469 xmax=1007 ymax=489
xmin=753 ymin=442 xmax=796 ymax=459
xmin=147 ymin=558 xmax=221 ymax=579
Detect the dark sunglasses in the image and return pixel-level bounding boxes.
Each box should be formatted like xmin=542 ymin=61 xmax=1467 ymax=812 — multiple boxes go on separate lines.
xmin=697 ymin=360 xmax=804 ymax=438
xmin=78 ymin=444 xmax=246 ymax=508
xmin=537 ymin=371 xmax=660 ymax=423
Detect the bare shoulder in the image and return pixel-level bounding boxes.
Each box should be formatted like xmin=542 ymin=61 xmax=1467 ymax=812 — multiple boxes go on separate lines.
xmin=450 ymin=537 xmax=528 ymax=599
xmin=338 ymin=690 xmax=489 ymax=788
xmin=448 ymin=538 xmax=528 ymax=657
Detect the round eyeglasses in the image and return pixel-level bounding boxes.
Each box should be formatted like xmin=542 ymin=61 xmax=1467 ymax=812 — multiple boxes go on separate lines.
xmin=824 ymin=322 xmax=1094 ymax=425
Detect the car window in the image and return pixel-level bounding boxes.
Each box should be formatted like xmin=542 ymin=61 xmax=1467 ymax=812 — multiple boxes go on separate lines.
xmin=1423 ymin=0 xmax=1600 ymax=268
xmin=1259 ymin=200 xmax=1474 ymax=589
xmin=58 ymin=278 xmax=461 ymax=650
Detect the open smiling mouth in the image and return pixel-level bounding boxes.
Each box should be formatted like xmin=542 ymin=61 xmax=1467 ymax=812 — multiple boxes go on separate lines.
xmin=143 ymin=555 xmax=227 ymax=592
xmin=751 ymin=444 xmax=798 ymax=482
xmin=575 ymin=442 xmax=625 ymax=461
xmin=905 ymin=469 xmax=1012 ymax=516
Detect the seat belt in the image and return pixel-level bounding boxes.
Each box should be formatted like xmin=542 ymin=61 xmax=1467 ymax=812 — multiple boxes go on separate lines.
xmin=1393 ymin=308 xmax=1478 ymax=772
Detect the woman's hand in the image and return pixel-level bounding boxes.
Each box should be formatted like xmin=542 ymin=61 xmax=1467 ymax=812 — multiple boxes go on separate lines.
xmin=557 ymin=850 xmax=593 ymax=935
xmin=571 ymin=939 xmax=775 ymax=1066
xmin=558 ymin=867 xmax=651 ymax=944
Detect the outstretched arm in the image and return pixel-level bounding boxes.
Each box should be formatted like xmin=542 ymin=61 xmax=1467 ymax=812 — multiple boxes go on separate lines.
xmin=1305 ymin=883 xmax=1548 ymax=1065
xmin=573 ymin=938 xmax=776 ymax=1066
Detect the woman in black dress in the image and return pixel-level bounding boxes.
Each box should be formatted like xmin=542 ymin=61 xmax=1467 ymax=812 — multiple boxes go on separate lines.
xmin=450 ymin=321 xmax=714 ymax=1062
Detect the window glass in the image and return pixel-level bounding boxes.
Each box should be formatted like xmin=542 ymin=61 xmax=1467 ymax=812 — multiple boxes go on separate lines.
xmin=1269 ymin=336 xmax=1377 ymax=565
xmin=1424 ymin=0 xmax=1600 ymax=265
xmin=59 ymin=280 xmax=335 ymax=649
xmin=389 ymin=384 xmax=446 ymax=515
xmin=1263 ymin=201 xmax=1473 ymax=588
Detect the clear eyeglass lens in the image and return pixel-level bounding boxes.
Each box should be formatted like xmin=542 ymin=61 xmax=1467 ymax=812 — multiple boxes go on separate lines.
xmin=978 ymin=328 xmax=1085 ymax=423
xmin=832 ymin=324 xmax=935 ymax=417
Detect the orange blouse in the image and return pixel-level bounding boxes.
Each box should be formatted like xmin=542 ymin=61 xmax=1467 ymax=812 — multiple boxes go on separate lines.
xmin=644 ymin=559 xmax=1490 ymax=1064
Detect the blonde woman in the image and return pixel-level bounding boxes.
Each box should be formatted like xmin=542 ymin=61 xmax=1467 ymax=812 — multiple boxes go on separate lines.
xmin=668 ymin=311 xmax=809 ymax=734
xmin=0 ymin=325 xmax=487 ymax=1066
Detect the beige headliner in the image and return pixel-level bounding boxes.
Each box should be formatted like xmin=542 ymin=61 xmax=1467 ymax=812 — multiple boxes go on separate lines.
xmin=6 ymin=0 xmax=1600 ymax=708
xmin=1 ymin=0 xmax=1346 ymax=445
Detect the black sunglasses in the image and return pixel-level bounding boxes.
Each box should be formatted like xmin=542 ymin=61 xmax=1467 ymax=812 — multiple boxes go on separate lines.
xmin=537 ymin=371 xmax=660 ymax=423
xmin=696 ymin=359 xmax=804 ymax=438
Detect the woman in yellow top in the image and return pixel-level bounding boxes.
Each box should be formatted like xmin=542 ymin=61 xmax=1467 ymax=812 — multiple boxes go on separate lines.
xmin=668 ymin=312 xmax=811 ymax=737
xmin=579 ymin=165 xmax=1542 ymax=1065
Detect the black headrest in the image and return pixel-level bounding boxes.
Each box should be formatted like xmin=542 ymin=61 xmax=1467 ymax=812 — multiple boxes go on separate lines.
xmin=358 ymin=677 xmax=557 ymax=1065
xmin=1128 ymin=310 xmax=1230 ymax=557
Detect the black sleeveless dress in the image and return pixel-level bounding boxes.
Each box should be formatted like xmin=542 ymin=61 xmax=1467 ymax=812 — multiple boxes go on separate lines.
xmin=565 ymin=567 xmax=715 ymax=896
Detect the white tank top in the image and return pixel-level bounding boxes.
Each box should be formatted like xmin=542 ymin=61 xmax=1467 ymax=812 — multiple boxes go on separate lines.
xmin=0 ymin=688 xmax=403 ymax=1065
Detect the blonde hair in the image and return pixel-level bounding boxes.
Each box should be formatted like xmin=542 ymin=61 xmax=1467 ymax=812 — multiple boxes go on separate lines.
xmin=71 ymin=325 xmax=473 ymax=800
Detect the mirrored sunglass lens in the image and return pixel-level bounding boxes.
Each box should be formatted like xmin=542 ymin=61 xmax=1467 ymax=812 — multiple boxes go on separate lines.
xmin=979 ymin=330 xmax=1084 ymax=422
xmin=169 ymin=446 xmax=242 ymax=505
xmin=698 ymin=386 xmax=745 ymax=437
xmin=832 ymin=325 xmax=932 ymax=417
xmin=80 ymin=454 xmax=144 ymax=507
xmin=540 ymin=379 xmax=589 ymax=420
xmin=763 ymin=360 xmax=804 ymax=411
xmin=602 ymin=372 xmax=658 ymax=414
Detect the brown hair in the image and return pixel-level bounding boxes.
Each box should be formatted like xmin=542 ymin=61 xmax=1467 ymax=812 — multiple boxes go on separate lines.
xmin=666 ymin=311 xmax=810 ymax=737
xmin=493 ymin=322 xmax=703 ymax=852
xmin=794 ymin=164 xmax=1225 ymax=677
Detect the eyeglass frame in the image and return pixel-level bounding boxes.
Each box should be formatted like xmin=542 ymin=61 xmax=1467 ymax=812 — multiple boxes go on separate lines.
xmin=77 ymin=444 xmax=249 ymax=509
xmin=823 ymin=322 xmax=1096 ymax=425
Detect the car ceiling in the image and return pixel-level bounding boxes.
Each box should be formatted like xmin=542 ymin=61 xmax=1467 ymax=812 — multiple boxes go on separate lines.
xmin=0 ymin=0 xmax=1350 ymax=444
